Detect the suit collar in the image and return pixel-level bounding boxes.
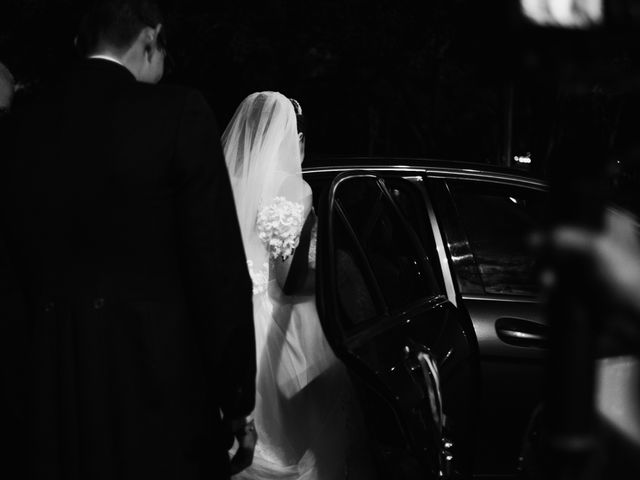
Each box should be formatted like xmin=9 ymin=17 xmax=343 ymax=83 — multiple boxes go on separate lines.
xmin=88 ymin=54 xmax=126 ymax=68
xmin=81 ymin=58 xmax=137 ymax=84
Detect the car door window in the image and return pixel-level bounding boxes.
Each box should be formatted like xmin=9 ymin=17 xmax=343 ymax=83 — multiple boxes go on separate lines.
xmin=332 ymin=176 xmax=440 ymax=327
xmin=332 ymin=204 xmax=383 ymax=326
xmin=447 ymin=180 xmax=547 ymax=296
xmin=385 ymin=177 xmax=445 ymax=294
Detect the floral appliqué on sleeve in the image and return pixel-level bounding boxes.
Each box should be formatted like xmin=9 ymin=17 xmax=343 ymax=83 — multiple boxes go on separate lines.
xmin=308 ymin=219 xmax=318 ymax=269
xmin=246 ymin=260 xmax=269 ymax=295
xmin=256 ymin=197 xmax=305 ymax=261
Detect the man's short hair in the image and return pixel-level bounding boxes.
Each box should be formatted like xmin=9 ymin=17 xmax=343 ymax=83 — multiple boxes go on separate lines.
xmin=76 ymin=0 xmax=164 ymax=56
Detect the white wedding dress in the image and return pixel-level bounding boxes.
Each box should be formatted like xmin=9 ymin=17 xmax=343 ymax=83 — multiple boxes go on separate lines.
xmin=237 ymin=218 xmax=360 ymax=479
xmin=223 ymin=92 xmax=373 ymax=480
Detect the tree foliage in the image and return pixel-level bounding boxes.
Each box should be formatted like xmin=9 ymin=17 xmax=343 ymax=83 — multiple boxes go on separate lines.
xmin=4 ymin=0 xmax=638 ymax=170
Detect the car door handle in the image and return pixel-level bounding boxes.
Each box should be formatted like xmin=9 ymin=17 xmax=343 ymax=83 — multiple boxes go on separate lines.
xmin=495 ymin=317 xmax=548 ymax=348
xmin=404 ymin=343 xmax=444 ymax=432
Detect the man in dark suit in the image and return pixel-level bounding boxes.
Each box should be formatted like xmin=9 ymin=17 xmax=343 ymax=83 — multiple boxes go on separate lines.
xmin=0 ymin=58 xmax=29 ymax=476
xmin=3 ymin=1 xmax=256 ymax=478
xmin=0 ymin=60 xmax=14 ymax=148
xmin=0 ymin=61 xmax=13 ymax=114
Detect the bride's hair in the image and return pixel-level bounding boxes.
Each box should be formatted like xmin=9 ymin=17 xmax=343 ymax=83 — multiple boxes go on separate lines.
xmin=289 ymin=97 xmax=304 ymax=136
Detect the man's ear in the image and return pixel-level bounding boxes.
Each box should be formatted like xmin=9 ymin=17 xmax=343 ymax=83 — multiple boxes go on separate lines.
xmin=139 ymin=26 xmax=157 ymax=50
xmin=141 ymin=24 xmax=163 ymax=57
xmin=154 ymin=24 xmax=163 ymax=40
xmin=140 ymin=26 xmax=154 ymax=42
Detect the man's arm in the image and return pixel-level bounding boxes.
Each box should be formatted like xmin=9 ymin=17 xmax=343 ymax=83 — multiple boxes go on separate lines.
xmin=173 ymin=90 xmax=256 ymax=419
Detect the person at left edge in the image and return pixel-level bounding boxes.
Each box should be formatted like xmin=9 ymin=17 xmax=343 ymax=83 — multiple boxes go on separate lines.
xmin=2 ymin=1 xmax=256 ymax=478
xmin=0 ymin=58 xmax=30 ymax=478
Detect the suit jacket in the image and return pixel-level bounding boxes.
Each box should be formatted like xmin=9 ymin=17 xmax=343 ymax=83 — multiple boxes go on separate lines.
xmin=3 ymin=59 xmax=255 ymax=479
xmin=1 ymin=105 xmax=30 ymax=475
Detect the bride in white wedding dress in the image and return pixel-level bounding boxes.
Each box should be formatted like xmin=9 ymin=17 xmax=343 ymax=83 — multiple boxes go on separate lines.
xmin=222 ymin=92 xmax=373 ymax=479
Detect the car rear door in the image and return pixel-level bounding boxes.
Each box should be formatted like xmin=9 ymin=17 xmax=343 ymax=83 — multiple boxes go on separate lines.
xmin=426 ymin=174 xmax=548 ymax=476
xmin=314 ymin=171 xmax=480 ymax=479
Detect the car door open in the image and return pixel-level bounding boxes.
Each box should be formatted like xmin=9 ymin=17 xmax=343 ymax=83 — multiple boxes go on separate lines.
xmin=316 ymin=171 xmax=480 ymax=479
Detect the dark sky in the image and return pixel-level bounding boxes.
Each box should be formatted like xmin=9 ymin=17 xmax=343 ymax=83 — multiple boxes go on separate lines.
xmin=2 ymin=0 xmax=640 ymax=184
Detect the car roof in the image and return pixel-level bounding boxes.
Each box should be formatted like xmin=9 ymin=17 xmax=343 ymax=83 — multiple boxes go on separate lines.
xmin=303 ymin=155 xmax=547 ymax=187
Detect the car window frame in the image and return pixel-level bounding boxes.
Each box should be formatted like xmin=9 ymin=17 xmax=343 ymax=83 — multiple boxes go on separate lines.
xmin=333 ymin=199 xmax=389 ymax=317
xmin=381 ymin=175 xmax=447 ymax=297
xmin=326 ymin=171 xmax=448 ymax=339
xmin=325 ymin=173 xmax=387 ymax=339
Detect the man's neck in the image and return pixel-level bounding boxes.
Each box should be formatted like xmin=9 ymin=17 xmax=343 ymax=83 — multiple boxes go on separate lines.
xmin=87 ymin=52 xmax=140 ymax=81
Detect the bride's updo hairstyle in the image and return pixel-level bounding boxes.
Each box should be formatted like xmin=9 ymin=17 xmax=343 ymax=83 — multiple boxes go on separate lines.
xmin=222 ymin=92 xmax=304 ymax=263
xmin=289 ymin=97 xmax=305 ymax=161
xmin=289 ymin=98 xmax=304 ymax=136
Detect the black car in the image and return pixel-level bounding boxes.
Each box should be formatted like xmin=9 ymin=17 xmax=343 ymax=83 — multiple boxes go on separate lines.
xmin=303 ymin=157 xmax=549 ymax=479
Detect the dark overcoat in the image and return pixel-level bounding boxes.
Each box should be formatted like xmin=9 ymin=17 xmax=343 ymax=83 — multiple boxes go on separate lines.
xmin=2 ymin=59 xmax=255 ymax=480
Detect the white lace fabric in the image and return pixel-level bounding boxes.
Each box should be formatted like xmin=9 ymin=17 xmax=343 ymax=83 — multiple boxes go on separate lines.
xmin=257 ymin=197 xmax=305 ymax=261
xmin=246 ymin=260 xmax=269 ymax=295
xmin=248 ymin=197 xmax=305 ymax=295
xmin=308 ymin=220 xmax=318 ymax=270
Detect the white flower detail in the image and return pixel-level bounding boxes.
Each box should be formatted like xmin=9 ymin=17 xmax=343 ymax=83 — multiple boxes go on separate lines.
xmin=256 ymin=197 xmax=304 ymax=261
xmin=247 ymin=260 xmax=269 ymax=295
xmin=308 ymin=220 xmax=318 ymax=269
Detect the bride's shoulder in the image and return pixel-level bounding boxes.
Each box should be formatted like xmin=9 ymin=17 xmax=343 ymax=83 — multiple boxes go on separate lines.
xmin=301 ymin=180 xmax=312 ymax=197
xmin=275 ymin=172 xmax=306 ymax=189
xmin=274 ymin=175 xmax=312 ymax=204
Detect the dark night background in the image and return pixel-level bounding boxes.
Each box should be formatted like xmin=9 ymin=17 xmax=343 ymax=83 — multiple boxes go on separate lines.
xmin=3 ymin=0 xmax=640 ymax=204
